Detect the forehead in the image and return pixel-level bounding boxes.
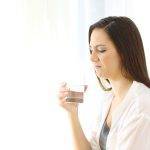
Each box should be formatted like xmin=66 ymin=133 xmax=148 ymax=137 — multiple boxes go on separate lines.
xmin=90 ymin=28 xmax=111 ymax=46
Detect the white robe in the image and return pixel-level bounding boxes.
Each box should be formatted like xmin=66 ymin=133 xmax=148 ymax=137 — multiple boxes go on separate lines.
xmin=89 ymin=81 xmax=150 ymax=150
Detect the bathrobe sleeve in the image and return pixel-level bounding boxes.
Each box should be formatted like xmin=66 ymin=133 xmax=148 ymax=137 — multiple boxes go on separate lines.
xmin=116 ymin=113 xmax=150 ymax=150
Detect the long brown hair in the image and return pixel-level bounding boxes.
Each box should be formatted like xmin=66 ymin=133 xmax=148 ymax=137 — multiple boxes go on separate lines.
xmin=89 ymin=16 xmax=150 ymax=90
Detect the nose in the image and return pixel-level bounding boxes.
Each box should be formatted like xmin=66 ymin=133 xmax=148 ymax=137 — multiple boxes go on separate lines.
xmin=90 ymin=50 xmax=99 ymax=62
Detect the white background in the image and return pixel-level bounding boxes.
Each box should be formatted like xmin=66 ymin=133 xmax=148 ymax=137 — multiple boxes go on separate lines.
xmin=0 ymin=0 xmax=149 ymax=150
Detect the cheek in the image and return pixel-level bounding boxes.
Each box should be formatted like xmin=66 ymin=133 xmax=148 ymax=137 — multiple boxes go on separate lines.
xmin=99 ymin=54 xmax=111 ymax=66
xmin=100 ymin=54 xmax=120 ymax=69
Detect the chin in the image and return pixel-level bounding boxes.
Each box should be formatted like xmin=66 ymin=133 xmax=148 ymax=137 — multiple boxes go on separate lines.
xmin=96 ymin=72 xmax=108 ymax=80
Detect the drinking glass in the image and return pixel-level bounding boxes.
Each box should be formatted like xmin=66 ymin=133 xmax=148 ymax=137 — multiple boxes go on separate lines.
xmin=65 ymin=83 xmax=88 ymax=103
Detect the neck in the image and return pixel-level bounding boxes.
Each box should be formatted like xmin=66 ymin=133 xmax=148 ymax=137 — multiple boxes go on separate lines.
xmin=109 ymin=77 xmax=133 ymax=101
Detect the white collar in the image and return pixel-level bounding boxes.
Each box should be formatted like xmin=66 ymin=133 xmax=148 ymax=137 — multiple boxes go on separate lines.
xmin=111 ymin=80 xmax=140 ymax=128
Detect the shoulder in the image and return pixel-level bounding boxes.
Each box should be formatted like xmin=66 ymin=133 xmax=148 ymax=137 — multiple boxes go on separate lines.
xmin=121 ymin=82 xmax=150 ymax=130
xmin=135 ymin=81 xmax=150 ymax=96
xmin=133 ymin=81 xmax=150 ymax=117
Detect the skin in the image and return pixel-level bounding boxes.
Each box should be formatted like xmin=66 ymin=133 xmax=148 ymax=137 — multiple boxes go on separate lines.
xmin=90 ymin=28 xmax=133 ymax=127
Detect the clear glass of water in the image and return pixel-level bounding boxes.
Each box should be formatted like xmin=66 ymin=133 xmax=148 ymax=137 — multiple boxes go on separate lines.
xmin=65 ymin=83 xmax=88 ymax=103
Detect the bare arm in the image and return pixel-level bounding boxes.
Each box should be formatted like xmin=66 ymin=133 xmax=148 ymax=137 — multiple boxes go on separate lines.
xmin=67 ymin=110 xmax=92 ymax=150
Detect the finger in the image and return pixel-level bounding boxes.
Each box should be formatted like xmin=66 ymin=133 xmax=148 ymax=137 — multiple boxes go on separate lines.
xmin=58 ymin=93 xmax=68 ymax=100
xmin=58 ymin=98 xmax=71 ymax=106
xmin=58 ymin=91 xmax=68 ymax=97
xmin=58 ymin=98 xmax=66 ymax=103
xmin=59 ymin=82 xmax=67 ymax=88
xmin=59 ymin=88 xmax=69 ymax=92
xmin=59 ymin=85 xmax=69 ymax=92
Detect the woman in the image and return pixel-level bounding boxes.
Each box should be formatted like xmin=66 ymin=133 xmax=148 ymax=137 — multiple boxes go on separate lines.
xmin=58 ymin=16 xmax=150 ymax=150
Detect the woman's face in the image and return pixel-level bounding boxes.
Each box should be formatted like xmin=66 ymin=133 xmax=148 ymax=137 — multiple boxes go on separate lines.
xmin=90 ymin=28 xmax=122 ymax=80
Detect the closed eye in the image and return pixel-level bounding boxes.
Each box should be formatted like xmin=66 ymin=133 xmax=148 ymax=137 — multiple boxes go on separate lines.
xmin=98 ymin=49 xmax=106 ymax=53
xmin=89 ymin=49 xmax=106 ymax=54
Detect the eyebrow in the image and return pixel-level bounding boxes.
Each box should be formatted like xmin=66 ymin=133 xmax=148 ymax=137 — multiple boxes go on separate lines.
xmin=89 ymin=44 xmax=106 ymax=48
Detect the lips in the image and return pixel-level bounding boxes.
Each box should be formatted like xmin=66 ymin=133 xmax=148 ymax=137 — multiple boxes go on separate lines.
xmin=94 ymin=66 xmax=101 ymax=71
xmin=95 ymin=65 xmax=101 ymax=68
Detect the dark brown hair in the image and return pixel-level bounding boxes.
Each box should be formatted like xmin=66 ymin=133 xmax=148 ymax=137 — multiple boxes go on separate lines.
xmin=89 ymin=16 xmax=150 ymax=90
